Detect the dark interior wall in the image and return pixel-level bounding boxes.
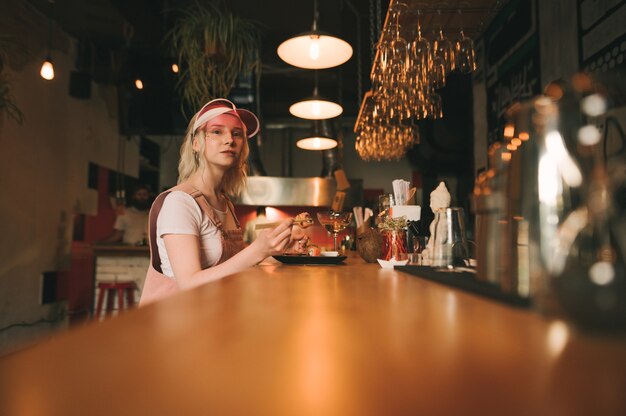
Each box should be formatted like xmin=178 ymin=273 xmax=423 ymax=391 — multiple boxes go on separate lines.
xmin=405 ymin=72 xmax=475 ymax=237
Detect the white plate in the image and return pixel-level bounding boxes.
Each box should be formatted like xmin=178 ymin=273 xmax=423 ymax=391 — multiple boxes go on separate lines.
xmin=377 ymin=258 xmax=409 ymax=269
xmin=321 ymin=251 xmax=339 ymax=257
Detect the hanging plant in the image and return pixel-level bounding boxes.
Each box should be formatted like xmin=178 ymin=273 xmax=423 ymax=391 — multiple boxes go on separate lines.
xmin=167 ymin=1 xmax=262 ymax=112
xmin=0 ymin=35 xmax=24 ymax=125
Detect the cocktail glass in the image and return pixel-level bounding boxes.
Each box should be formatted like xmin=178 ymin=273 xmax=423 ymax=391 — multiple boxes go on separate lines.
xmin=316 ymin=211 xmax=353 ymax=251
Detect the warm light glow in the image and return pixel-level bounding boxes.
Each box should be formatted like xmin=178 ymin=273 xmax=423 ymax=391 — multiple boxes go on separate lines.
xmin=534 ymin=96 xmax=553 ymax=110
xmin=264 ymin=207 xmax=284 ymax=222
xmin=40 ymin=58 xmax=54 ymax=80
xmin=511 ymin=138 xmax=522 ymax=146
xmin=578 ymin=125 xmax=601 ymax=145
xmin=135 ymin=79 xmax=144 ymax=90
xmin=501 ymin=152 xmax=512 ymax=161
xmin=519 ymin=132 xmax=530 ymax=141
xmin=277 ymin=33 xmax=353 ymax=69
xmin=296 ymin=136 xmax=338 ymax=150
xmin=538 ymin=154 xmax=559 ymax=204
xmin=171 ymin=63 xmax=179 ymax=73
xmin=546 ymin=321 xmax=570 ymax=358
xmin=312 ymin=101 xmax=321 ymax=117
xmin=581 ymin=93 xmax=607 ymax=117
xmin=589 ymin=261 xmax=615 ymax=286
xmin=545 ymin=82 xmax=564 ymax=100
xmin=503 ymin=124 xmax=515 ymax=138
xmin=507 ymin=143 xmax=517 ymax=151
xmin=545 ymin=131 xmax=582 ymax=187
xmin=290 ymin=99 xmax=343 ymax=120
xmin=309 ymin=38 xmax=320 ymax=60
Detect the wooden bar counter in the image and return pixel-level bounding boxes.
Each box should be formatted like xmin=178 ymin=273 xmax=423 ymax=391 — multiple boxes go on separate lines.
xmin=1 ymin=253 xmax=625 ymax=415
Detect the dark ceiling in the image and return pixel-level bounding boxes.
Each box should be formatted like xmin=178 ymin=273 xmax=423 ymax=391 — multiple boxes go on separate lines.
xmin=24 ymin=0 xmax=499 ymax=135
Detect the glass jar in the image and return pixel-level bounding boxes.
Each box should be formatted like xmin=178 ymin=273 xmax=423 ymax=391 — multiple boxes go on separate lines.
xmin=377 ymin=194 xmax=395 ymax=225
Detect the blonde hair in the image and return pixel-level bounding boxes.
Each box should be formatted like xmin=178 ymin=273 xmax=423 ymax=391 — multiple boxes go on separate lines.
xmin=178 ymin=112 xmax=249 ymax=196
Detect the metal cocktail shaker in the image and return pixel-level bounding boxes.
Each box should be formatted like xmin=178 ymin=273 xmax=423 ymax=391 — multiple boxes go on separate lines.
xmin=473 ymin=142 xmax=510 ymax=286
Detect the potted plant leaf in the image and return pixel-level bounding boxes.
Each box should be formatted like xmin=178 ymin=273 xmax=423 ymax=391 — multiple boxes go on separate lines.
xmin=0 ymin=34 xmax=24 ymax=125
xmin=167 ymin=1 xmax=262 ymax=112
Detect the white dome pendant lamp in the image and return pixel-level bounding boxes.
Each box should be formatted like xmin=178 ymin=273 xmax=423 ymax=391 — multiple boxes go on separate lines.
xmin=277 ymin=0 xmax=353 ymax=69
xmin=289 ymin=71 xmax=343 ymax=120
xmin=296 ymin=120 xmax=338 ymax=151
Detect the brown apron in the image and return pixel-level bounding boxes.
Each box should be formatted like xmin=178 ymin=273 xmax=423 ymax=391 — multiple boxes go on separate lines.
xmin=139 ymin=183 xmax=245 ymax=306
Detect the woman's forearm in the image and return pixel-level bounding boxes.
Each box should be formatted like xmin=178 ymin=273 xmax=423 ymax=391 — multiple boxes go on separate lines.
xmin=177 ymin=220 xmax=293 ymax=289
xmin=179 ymin=244 xmax=267 ymax=289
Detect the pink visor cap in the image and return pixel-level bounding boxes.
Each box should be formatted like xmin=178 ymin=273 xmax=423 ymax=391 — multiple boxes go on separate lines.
xmin=192 ymin=98 xmax=260 ymax=138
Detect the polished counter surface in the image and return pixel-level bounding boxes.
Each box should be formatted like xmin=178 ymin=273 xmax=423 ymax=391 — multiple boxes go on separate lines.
xmin=1 ymin=253 xmax=625 ymax=415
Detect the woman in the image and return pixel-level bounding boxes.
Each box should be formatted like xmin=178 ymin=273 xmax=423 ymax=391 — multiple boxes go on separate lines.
xmin=140 ymin=99 xmax=295 ymax=305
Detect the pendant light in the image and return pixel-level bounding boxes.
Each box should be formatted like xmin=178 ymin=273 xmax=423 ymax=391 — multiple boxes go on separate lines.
xmin=296 ymin=120 xmax=338 ymax=151
xmin=289 ymin=71 xmax=343 ymax=120
xmin=289 ymin=88 xmax=343 ymax=119
xmin=277 ymin=0 xmax=353 ymax=69
xmin=40 ymin=56 xmax=55 ymax=80
xmin=296 ymin=136 xmax=338 ymax=150
xmin=40 ymin=2 xmax=55 ymax=81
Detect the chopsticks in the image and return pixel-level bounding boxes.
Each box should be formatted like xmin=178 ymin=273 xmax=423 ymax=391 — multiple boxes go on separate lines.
xmin=255 ymin=218 xmax=313 ymax=230
xmin=353 ymin=207 xmax=363 ymax=230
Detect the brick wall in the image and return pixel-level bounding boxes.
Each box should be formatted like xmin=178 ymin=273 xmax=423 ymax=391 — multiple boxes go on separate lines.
xmin=94 ymin=256 xmax=149 ymax=317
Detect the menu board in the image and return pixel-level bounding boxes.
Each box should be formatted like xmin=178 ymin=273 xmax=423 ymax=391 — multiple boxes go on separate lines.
xmin=577 ymin=0 xmax=626 ymax=74
xmin=484 ymin=0 xmax=540 ymax=145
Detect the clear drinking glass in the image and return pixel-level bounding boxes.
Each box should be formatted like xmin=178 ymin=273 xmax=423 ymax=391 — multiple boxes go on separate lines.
xmin=317 ymin=211 xmax=353 ymax=251
xmin=410 ymin=15 xmax=432 ymax=80
xmin=456 ymin=30 xmax=476 ymax=73
xmin=408 ymin=236 xmax=428 ymax=265
xmin=432 ymin=12 xmax=455 ymax=75
xmin=412 ymin=236 xmax=428 ymax=254
xmin=455 ymin=9 xmax=476 ymax=74
xmin=377 ymin=194 xmax=395 ymax=222
xmin=431 ymin=55 xmax=446 ymax=89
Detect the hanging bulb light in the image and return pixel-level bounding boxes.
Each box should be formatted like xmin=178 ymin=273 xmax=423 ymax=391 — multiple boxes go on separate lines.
xmin=134 ymin=79 xmax=144 ymax=90
xmin=277 ymin=0 xmax=352 ymax=69
xmin=296 ymin=135 xmax=338 ymax=151
xmin=171 ymin=63 xmax=179 ymax=73
xmin=290 ymin=97 xmax=342 ymax=120
xmin=40 ymin=56 xmax=55 ymax=80
xmin=296 ymin=120 xmax=338 ymax=151
xmin=289 ymin=84 xmax=343 ymax=120
xmin=40 ymin=2 xmax=55 ymax=81
xmin=308 ymin=39 xmax=320 ymax=60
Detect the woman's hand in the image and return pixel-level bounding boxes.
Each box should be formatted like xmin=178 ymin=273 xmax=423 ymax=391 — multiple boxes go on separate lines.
xmin=284 ymin=222 xmax=310 ymax=254
xmin=168 ymin=218 xmax=295 ymax=290
xmin=291 ymin=223 xmax=307 ymax=241
xmin=250 ymin=218 xmax=294 ymax=259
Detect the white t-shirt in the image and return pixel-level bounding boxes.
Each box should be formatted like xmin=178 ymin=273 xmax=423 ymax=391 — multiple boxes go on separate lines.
xmin=114 ymin=206 xmax=148 ymax=245
xmin=156 ymin=191 xmax=227 ymax=278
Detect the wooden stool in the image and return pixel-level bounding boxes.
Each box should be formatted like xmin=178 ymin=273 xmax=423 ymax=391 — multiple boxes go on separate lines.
xmin=95 ymin=281 xmax=137 ymax=320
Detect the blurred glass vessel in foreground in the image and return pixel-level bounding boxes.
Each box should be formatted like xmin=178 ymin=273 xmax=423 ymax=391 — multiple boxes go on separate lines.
xmin=473 ymin=72 xmax=626 ymax=330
